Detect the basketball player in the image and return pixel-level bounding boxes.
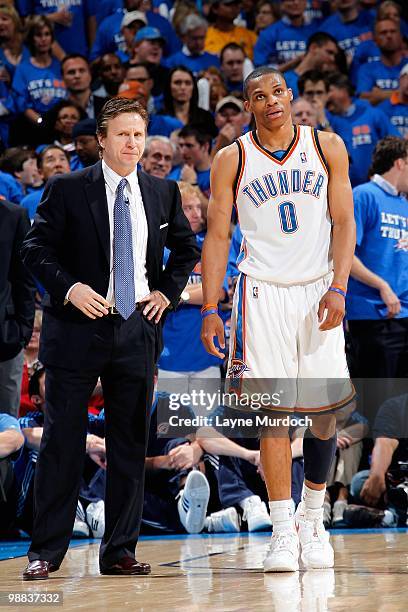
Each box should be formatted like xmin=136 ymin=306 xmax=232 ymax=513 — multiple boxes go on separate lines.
xmin=200 ymin=67 xmax=356 ymax=572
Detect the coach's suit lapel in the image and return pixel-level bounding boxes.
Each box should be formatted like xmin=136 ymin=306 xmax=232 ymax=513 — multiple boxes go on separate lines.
xmin=138 ymin=170 xmax=159 ymax=276
xmin=85 ymin=161 xmax=110 ymax=265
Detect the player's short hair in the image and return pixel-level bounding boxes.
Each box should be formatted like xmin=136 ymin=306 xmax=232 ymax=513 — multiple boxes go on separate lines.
xmin=369 ymin=136 xmax=408 ymax=176
xmin=243 ymin=66 xmax=285 ymax=100
xmin=298 ymin=70 xmax=329 ymax=96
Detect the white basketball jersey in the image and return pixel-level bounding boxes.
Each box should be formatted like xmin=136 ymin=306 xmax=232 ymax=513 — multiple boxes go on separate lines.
xmin=234 ymin=125 xmax=333 ymax=284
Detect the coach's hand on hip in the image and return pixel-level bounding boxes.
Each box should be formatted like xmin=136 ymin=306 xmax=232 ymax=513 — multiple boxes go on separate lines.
xmin=69 ymin=283 xmax=110 ymax=319
xmin=318 ymin=290 xmax=345 ymax=331
xmin=201 ymin=313 xmax=225 ymax=358
xmin=139 ymin=290 xmax=169 ymax=323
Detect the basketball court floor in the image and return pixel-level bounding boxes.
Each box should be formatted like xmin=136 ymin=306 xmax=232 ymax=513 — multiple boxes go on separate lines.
xmin=0 ymin=529 xmax=407 ymax=611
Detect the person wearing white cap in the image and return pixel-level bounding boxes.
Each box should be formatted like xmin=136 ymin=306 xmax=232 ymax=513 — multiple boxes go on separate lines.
xmin=378 ymin=63 xmax=408 ymax=138
xmin=119 ymin=10 xmax=148 ymax=63
xmin=357 ymin=18 xmax=408 ymax=105
xmin=213 ymin=96 xmax=249 ymax=155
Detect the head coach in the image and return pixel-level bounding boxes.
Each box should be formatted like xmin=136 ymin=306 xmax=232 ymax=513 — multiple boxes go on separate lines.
xmin=20 ymin=98 xmax=200 ymax=580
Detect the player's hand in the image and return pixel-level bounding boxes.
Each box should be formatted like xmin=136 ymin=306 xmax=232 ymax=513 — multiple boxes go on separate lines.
xmin=337 ymin=433 xmax=353 ymax=449
xmin=69 ymin=283 xmax=110 ymax=319
xmin=201 ymin=313 xmax=225 ymax=358
xmin=86 ymin=435 xmax=106 ymax=469
xmin=168 ymin=443 xmax=203 ymax=470
xmin=360 ymin=474 xmax=386 ymax=507
xmin=139 ymin=290 xmax=169 ymax=323
xmin=379 ymin=283 xmax=401 ymax=318
xmin=318 ymin=290 xmax=345 ymax=331
xmin=245 ymin=449 xmax=261 ymax=467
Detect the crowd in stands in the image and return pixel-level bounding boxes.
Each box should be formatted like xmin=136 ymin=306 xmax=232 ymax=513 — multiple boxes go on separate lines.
xmin=1 ymin=0 xmax=408 ymax=539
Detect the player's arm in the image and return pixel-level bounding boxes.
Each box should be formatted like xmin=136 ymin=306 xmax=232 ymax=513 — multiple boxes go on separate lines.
xmin=201 ymin=144 xmax=238 ymax=357
xmin=318 ymin=132 xmax=356 ymax=331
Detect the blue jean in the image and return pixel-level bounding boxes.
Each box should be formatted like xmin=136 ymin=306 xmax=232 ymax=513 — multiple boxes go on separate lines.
xmin=350 ymin=470 xmax=399 ymax=525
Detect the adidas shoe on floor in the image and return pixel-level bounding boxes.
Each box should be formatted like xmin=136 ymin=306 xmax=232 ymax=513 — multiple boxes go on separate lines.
xmin=332 ymin=500 xmax=347 ymax=526
xmin=323 ymin=500 xmax=332 ymax=528
xmin=263 ymin=529 xmax=299 ymax=572
xmin=294 ymin=503 xmax=334 ymax=569
xmin=178 ymin=471 xmax=210 ymax=534
xmin=205 ymin=507 xmax=241 ymax=533
xmin=73 ymin=500 xmax=90 ymax=538
xmin=242 ymin=496 xmax=272 ymax=532
xmin=86 ymin=499 xmax=105 ymax=538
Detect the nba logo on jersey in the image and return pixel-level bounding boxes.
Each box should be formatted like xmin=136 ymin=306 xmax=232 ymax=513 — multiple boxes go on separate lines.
xmin=300 ymin=152 xmax=307 ymax=163
xmin=228 ymin=358 xmax=249 ymax=378
xmin=253 ymin=286 xmax=259 ymax=298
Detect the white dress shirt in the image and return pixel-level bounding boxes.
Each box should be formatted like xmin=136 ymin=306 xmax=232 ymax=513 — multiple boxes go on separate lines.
xmin=102 ymin=159 xmax=150 ymax=305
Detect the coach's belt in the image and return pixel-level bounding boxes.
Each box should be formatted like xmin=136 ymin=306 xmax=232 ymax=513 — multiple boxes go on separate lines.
xmin=107 ymin=304 xmax=141 ymax=315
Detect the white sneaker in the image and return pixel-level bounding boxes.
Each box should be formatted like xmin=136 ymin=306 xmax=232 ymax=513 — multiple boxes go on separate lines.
xmin=263 ymin=529 xmax=299 ymax=572
xmin=205 ymin=507 xmax=241 ymax=533
xmin=177 ymin=471 xmax=210 ymax=534
xmin=242 ymin=496 xmax=272 ymax=532
xmin=332 ymin=500 xmax=347 ymax=525
xmin=73 ymin=500 xmax=90 ymax=537
xmin=86 ymin=499 xmax=105 ymax=538
xmin=323 ymin=500 xmax=332 ymax=528
xmin=295 ymin=503 xmax=334 ymax=569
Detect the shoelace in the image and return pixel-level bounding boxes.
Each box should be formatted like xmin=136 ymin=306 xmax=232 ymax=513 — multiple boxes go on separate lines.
xmin=271 ymin=530 xmax=297 ymax=553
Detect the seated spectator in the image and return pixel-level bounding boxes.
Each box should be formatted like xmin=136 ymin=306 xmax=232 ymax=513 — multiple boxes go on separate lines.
xmin=199 ymin=66 xmax=228 ymax=112
xmin=129 ymin=26 xmax=169 ymax=98
xmin=212 ymin=95 xmax=249 ymax=156
xmin=220 ymin=42 xmax=251 ymax=93
xmin=165 ymin=14 xmax=220 ymax=76
xmin=0 ymin=4 xmax=30 ymax=81
xmin=0 ymin=168 xmax=24 ymax=203
xmin=0 ymin=412 xmax=24 ymax=535
xmin=377 ymin=0 xmax=408 ymax=38
xmin=125 ymin=62 xmax=158 ymax=114
xmin=346 ymin=394 xmax=408 ymax=528
xmin=90 ymin=0 xmax=181 ymax=62
xmin=284 ymin=32 xmax=345 ymax=99
xmin=357 ymin=18 xmax=408 ymax=105
xmin=62 ymin=54 xmax=107 ymax=120
xmin=170 ymin=127 xmax=213 ymax=196
xmin=92 ymin=53 xmax=125 ymax=98
xmin=254 ymin=0 xmax=319 ymax=69
xmin=319 ymin=0 xmax=375 ymax=62
xmin=160 ymin=66 xmax=217 ymax=138
xmin=254 ymin=1 xmax=277 ymax=34
xmin=21 ymin=145 xmax=70 ymax=220
xmin=327 ymin=72 xmax=399 ymax=186
xmin=291 ymin=97 xmax=318 ymax=127
xmin=11 ymin=16 xmax=66 ymax=144
xmin=45 ymin=99 xmax=86 ymax=152
xmin=0 ymin=147 xmax=41 ymax=198
xmin=298 ymin=70 xmax=333 ymax=131
xmin=17 ymin=0 xmax=95 ymax=57
xmin=347 ymin=137 xmax=408 ymax=379
xmin=118 ymin=10 xmax=148 ymax=63
xmin=20 ymin=309 xmax=42 ymax=417
xmin=158 ymin=181 xmax=227 ymax=392
xmin=141 ymin=136 xmax=174 ymax=179
xmin=378 ymin=64 xmax=408 ymax=137
xmin=205 ymin=0 xmax=257 ymax=60
xmin=71 ymin=118 xmax=99 ymax=170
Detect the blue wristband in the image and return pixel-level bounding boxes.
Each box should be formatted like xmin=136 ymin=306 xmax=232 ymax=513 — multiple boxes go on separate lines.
xmin=329 ymin=286 xmax=346 ymax=298
xmin=201 ymin=308 xmax=218 ymax=318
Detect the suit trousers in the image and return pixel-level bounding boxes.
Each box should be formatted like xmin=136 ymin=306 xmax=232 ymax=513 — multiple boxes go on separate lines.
xmin=28 ymin=309 xmax=156 ymax=568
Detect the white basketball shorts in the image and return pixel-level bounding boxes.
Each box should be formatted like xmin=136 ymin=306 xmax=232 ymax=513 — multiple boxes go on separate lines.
xmin=226 ymin=273 xmax=355 ymax=413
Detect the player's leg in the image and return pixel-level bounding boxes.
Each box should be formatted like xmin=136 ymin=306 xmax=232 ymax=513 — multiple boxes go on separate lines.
xmin=261 ymin=426 xmax=299 ymax=572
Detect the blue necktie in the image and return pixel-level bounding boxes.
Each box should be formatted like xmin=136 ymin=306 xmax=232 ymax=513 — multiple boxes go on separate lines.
xmin=114 ymin=178 xmax=135 ymax=320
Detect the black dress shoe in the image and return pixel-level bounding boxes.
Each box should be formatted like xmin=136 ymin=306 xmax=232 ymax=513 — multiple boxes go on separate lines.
xmin=22 ymin=560 xmax=58 ymax=581
xmin=100 ymin=556 xmax=151 ymax=575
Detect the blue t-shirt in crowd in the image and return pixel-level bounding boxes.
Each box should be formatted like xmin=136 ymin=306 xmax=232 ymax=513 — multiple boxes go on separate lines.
xmin=16 ymin=0 xmax=93 ymax=57
xmin=148 ymin=114 xmax=183 ymax=138
xmin=320 ymin=10 xmax=374 ymax=59
xmin=164 ymin=50 xmax=220 ymax=76
xmin=227 ymin=224 xmax=243 ymax=279
xmin=283 ymin=70 xmax=299 ymax=98
xmin=0 ymin=46 xmax=30 ymax=80
xmin=90 ymin=9 xmax=181 ymax=61
xmin=378 ymin=95 xmax=408 ymax=138
xmin=0 ymin=413 xmax=21 ymax=434
xmin=12 ymin=58 xmax=66 ymax=114
xmin=356 ymin=58 xmax=408 ymax=95
xmin=350 ymin=40 xmax=380 ymax=85
xmin=0 ymin=170 xmax=24 ymax=203
xmin=254 ymin=18 xmax=318 ymax=66
xmin=196 ymin=168 xmax=210 ymax=196
xmin=158 ymin=232 xmax=228 ymax=372
xmin=329 ymin=99 xmax=399 ymax=186
xmin=21 ymin=188 xmax=43 ymax=220
xmin=347 ymin=179 xmax=408 ymax=320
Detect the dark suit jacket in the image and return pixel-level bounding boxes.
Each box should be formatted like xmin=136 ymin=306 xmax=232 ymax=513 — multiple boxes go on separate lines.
xmin=21 ymin=161 xmax=200 ymax=370
xmin=0 ymin=200 xmax=36 ymax=361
